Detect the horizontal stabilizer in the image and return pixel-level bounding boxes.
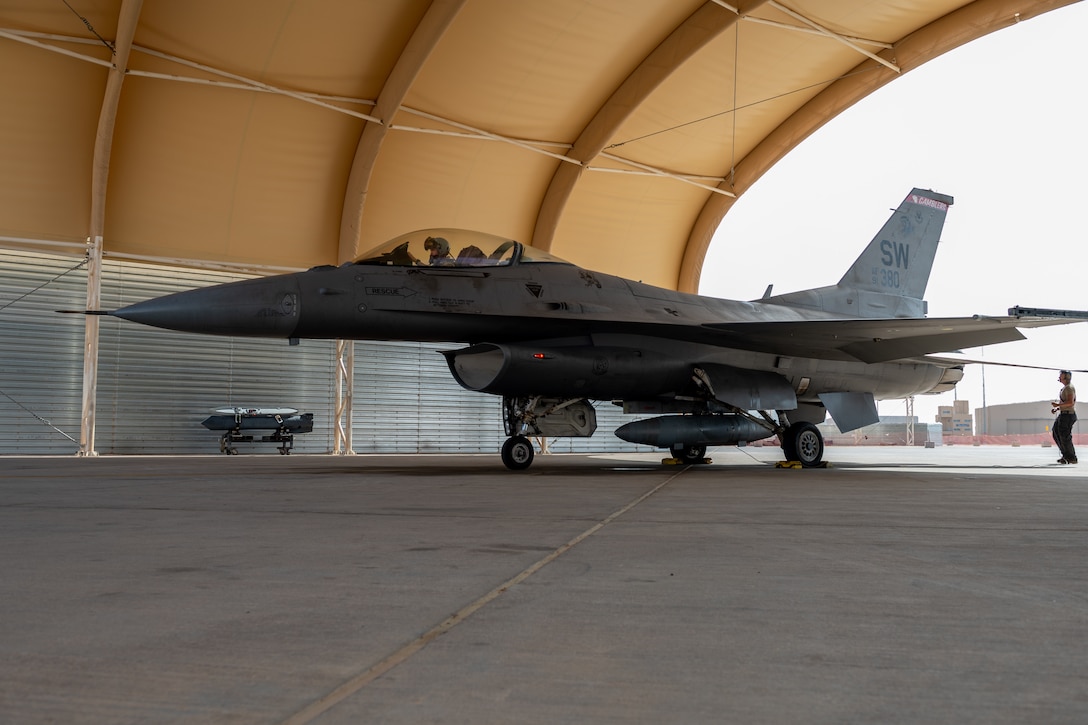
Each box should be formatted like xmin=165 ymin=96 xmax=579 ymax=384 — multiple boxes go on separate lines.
xmin=840 ymin=327 xmax=1027 ymax=364
xmin=702 ymin=316 xmax=1074 ymax=364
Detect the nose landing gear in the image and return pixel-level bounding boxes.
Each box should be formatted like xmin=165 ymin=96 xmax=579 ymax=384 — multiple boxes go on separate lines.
xmin=501 ymin=435 xmax=535 ymax=470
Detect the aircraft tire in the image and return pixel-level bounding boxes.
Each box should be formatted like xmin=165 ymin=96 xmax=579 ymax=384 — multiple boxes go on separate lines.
xmin=670 ymin=442 xmax=707 ymax=464
xmin=501 ymin=435 xmax=535 ymax=470
xmin=782 ymin=422 xmax=823 ymax=467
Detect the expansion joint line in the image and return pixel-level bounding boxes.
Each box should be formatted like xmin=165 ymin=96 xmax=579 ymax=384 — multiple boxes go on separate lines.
xmin=279 ymin=467 xmax=691 ymax=725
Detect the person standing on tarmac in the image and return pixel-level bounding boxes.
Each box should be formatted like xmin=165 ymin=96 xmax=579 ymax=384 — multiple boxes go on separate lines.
xmin=1051 ymin=369 xmax=1077 ymax=464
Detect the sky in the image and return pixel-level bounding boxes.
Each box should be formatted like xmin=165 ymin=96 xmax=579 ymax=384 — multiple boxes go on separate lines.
xmin=700 ymin=2 xmax=1088 ymax=429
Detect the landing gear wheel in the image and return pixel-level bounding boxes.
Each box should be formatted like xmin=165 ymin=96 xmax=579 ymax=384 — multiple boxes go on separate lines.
xmin=670 ymin=442 xmax=707 ymax=464
xmin=781 ymin=422 xmax=824 ymax=467
xmin=501 ymin=436 xmax=535 ymax=470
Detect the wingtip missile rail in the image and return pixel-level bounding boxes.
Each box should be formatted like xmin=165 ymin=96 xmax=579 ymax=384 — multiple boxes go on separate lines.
xmin=1009 ymin=306 xmax=1088 ymax=319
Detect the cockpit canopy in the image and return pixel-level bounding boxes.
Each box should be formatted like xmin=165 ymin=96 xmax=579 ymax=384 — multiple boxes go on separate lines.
xmin=351 ymin=228 xmax=572 ymax=269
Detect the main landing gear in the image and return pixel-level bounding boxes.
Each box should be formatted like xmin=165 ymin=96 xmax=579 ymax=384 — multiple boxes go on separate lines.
xmin=496 ymin=394 xmax=826 ymax=470
xmin=658 ymin=410 xmax=824 ymax=468
xmin=779 ymin=421 xmax=824 ymax=467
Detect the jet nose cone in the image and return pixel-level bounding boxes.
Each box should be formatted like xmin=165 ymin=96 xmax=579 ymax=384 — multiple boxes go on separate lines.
xmin=111 ymin=275 xmax=301 ymax=338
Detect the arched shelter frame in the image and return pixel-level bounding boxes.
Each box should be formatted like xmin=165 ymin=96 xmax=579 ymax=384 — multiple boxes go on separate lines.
xmin=0 ymin=0 xmax=1077 ymax=454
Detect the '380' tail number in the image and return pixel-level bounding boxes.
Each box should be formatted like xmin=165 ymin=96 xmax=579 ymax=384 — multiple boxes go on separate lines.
xmin=874 ymin=267 xmax=900 ymax=288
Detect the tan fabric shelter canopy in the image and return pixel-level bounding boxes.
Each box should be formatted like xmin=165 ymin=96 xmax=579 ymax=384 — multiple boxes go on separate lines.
xmin=0 ymin=0 xmax=1076 ymax=292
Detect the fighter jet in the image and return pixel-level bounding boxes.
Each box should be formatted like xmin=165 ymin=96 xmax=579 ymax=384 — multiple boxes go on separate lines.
xmin=96 ymin=188 xmax=1073 ymax=469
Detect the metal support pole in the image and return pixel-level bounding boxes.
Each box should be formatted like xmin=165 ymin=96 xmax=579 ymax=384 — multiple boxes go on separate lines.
xmin=333 ymin=339 xmax=355 ymax=454
xmin=78 ymin=0 xmax=144 ymax=456
xmin=78 ymin=237 xmax=103 ymax=456
xmin=905 ymin=396 xmax=915 ymax=447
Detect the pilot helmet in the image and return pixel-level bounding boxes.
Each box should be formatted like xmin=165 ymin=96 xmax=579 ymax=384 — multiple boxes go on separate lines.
xmin=424 ymin=236 xmax=449 ymax=255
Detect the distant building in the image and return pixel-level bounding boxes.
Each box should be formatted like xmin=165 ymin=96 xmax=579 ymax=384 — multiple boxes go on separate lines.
xmin=818 ymin=416 xmax=943 ymax=446
xmin=800 ymin=398 xmax=1084 ymax=446
xmin=974 ymin=400 xmax=1078 ymax=436
xmin=936 ymin=400 xmax=973 ymax=435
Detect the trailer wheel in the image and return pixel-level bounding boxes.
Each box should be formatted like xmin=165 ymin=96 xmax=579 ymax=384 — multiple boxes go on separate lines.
xmin=670 ymin=442 xmax=707 ymax=463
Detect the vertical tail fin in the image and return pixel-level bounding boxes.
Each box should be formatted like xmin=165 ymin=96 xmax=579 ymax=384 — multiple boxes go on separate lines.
xmin=838 ymin=188 xmax=954 ymax=300
xmin=762 ymin=188 xmax=953 ymax=318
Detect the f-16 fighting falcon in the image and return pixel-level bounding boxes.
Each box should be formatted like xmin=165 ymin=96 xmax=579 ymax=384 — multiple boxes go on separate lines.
xmin=92 ymin=188 xmax=1077 ymax=469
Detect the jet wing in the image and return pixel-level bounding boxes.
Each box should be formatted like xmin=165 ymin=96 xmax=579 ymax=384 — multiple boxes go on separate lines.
xmin=700 ymin=316 xmax=1074 ymax=364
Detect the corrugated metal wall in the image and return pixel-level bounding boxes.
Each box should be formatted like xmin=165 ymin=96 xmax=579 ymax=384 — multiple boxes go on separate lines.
xmin=0 ymin=250 xmax=650 ymax=457
xmin=0 ymin=251 xmax=87 ymax=453
xmin=355 ymin=340 xmax=503 ymax=454
xmin=95 ymin=260 xmax=338 ymax=455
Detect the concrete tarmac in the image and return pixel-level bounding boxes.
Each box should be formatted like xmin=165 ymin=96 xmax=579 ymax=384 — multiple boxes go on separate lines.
xmin=1 ymin=446 xmax=1086 ymax=724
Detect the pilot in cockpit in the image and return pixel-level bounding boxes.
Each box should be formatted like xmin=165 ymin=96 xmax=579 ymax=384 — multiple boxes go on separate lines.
xmin=424 ymin=236 xmax=454 ymax=266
